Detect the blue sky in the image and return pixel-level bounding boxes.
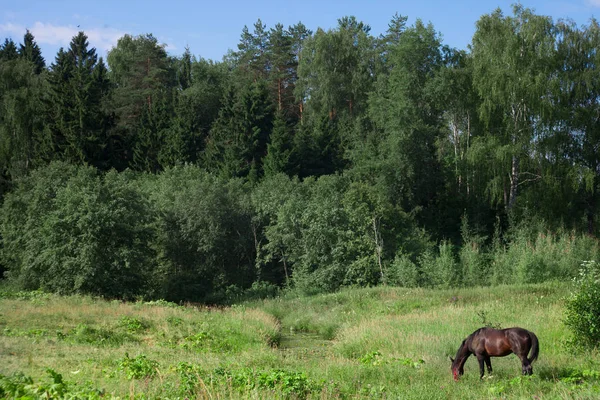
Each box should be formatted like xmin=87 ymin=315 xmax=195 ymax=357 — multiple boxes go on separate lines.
xmin=1 ymin=0 xmax=599 ymax=63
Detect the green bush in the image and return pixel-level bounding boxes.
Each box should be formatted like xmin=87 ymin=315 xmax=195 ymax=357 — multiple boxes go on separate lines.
xmin=118 ymin=353 xmax=160 ymax=380
xmin=0 ymin=369 xmax=104 ymax=399
xmin=419 ymin=241 xmax=458 ymax=288
xmin=254 ymin=174 xmax=428 ymax=295
xmin=0 ymin=163 xmax=154 ymax=298
xmin=459 ymin=216 xmax=490 ymax=286
xmin=144 ymin=165 xmax=256 ymax=302
xmin=385 ymin=253 xmax=418 ymax=287
xmin=490 ymin=223 xmax=600 ymax=285
xmin=565 ymin=260 xmax=600 ymax=347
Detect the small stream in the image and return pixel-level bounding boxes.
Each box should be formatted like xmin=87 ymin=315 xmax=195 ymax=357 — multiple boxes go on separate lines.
xmin=277 ymin=331 xmax=332 ymax=357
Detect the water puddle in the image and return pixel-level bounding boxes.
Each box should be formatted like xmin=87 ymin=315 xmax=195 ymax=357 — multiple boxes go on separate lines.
xmin=277 ymin=331 xmax=332 ymax=358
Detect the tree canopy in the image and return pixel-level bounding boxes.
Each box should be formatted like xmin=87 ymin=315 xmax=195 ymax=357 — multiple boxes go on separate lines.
xmin=1 ymin=8 xmax=600 ymax=301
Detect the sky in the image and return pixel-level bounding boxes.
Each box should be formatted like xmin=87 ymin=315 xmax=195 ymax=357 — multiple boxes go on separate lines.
xmin=1 ymin=0 xmax=599 ymax=63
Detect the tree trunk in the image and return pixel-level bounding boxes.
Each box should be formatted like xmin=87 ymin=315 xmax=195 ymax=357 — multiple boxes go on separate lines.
xmin=508 ymin=155 xmax=519 ymax=210
xmin=451 ymin=117 xmax=461 ymax=192
xmin=373 ymin=217 xmax=384 ymax=283
xmin=278 ymin=77 xmax=282 ymax=111
xmin=281 ymin=252 xmax=290 ymax=286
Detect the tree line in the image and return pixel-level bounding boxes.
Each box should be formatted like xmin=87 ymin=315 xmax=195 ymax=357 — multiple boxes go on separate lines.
xmin=1 ymin=5 xmax=599 ymax=301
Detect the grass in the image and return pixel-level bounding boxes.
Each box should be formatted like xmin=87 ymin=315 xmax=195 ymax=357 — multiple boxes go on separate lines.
xmin=1 ymin=282 xmax=600 ymax=398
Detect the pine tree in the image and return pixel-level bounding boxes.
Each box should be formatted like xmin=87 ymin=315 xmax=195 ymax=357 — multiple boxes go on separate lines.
xmin=46 ymin=48 xmax=74 ymax=159
xmin=164 ymin=58 xmax=227 ymax=167
xmin=288 ymin=22 xmax=312 ymax=121
xmin=46 ymin=32 xmax=109 ymax=168
xmin=263 ymin=111 xmax=293 ymax=176
xmin=177 ymin=46 xmax=193 ymax=90
xmin=90 ymin=57 xmax=113 ymax=169
xmin=67 ymin=32 xmax=100 ymax=163
xmin=366 ymin=19 xmax=445 ymax=216
xmin=267 ymin=24 xmax=297 ymax=117
xmin=233 ymin=19 xmax=269 ymax=81
xmin=204 ymin=80 xmax=273 ymax=181
xmin=0 ymin=58 xmax=48 ymax=180
xmin=0 ymin=38 xmax=19 ymax=61
xmin=19 ymin=30 xmax=45 ymax=74
xmin=107 ymin=34 xmax=176 ymax=171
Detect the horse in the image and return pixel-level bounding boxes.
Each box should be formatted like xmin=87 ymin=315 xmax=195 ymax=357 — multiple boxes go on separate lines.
xmin=450 ymin=327 xmax=539 ymax=381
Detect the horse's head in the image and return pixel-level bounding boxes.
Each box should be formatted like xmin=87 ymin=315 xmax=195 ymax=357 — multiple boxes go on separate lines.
xmin=450 ymin=357 xmax=459 ymax=381
xmin=452 ymin=368 xmax=459 ymax=381
xmin=450 ymin=356 xmax=464 ymax=381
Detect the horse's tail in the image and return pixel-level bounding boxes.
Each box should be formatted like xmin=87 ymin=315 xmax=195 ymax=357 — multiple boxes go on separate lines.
xmin=528 ymin=330 xmax=539 ymax=363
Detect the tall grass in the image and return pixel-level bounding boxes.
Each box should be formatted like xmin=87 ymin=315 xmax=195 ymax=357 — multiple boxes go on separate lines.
xmin=490 ymin=229 xmax=600 ymax=286
xmin=2 ymin=283 xmax=600 ymax=398
xmin=406 ymin=226 xmax=600 ymax=289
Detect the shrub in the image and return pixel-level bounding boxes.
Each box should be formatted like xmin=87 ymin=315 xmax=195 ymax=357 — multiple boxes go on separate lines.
xmin=0 ymin=163 xmax=154 ymax=298
xmin=118 ymin=316 xmax=149 ymax=333
xmin=489 ymin=224 xmax=600 ymax=285
xmin=385 ymin=253 xmax=418 ymax=287
xmin=565 ymin=260 xmax=600 ymax=347
xmin=0 ymin=369 xmax=104 ymax=399
xmin=118 ymin=353 xmax=159 ymax=380
xmin=145 ymin=165 xmax=256 ymax=302
xmin=419 ymin=241 xmax=458 ymax=288
xmin=65 ymin=323 xmax=137 ymax=346
xmin=459 ymin=216 xmax=490 ymax=286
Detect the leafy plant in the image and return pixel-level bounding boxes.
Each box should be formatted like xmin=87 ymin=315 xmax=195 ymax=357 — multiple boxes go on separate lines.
xmin=560 ymin=368 xmax=600 ymax=385
xmin=257 ymin=369 xmax=319 ymax=398
xmin=398 ymin=357 xmax=425 ymax=369
xmin=180 ymin=331 xmax=212 ymax=351
xmin=118 ymin=353 xmax=160 ymax=380
xmin=0 ymin=164 xmax=154 ymax=298
xmin=565 ymin=260 xmax=600 ymax=347
xmin=166 ymin=316 xmax=183 ymax=326
xmin=0 ymin=369 xmax=104 ymax=399
xmin=359 ymin=351 xmax=384 ymax=365
xmin=64 ymin=323 xmax=136 ymax=346
xmin=175 ymin=362 xmax=201 ymax=396
xmin=142 ymin=299 xmax=181 ymax=308
xmin=118 ymin=316 xmax=149 ymax=333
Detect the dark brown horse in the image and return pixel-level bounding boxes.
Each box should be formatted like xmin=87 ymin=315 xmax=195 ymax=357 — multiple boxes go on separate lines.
xmin=450 ymin=327 xmax=539 ymax=381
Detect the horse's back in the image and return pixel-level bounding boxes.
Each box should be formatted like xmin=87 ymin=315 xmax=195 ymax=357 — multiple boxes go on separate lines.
xmin=504 ymin=327 xmax=534 ymax=343
xmin=471 ymin=327 xmax=535 ymax=357
xmin=503 ymin=327 xmax=538 ymax=356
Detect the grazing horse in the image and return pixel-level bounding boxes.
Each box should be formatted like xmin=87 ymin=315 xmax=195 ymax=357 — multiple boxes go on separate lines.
xmin=450 ymin=327 xmax=539 ymax=381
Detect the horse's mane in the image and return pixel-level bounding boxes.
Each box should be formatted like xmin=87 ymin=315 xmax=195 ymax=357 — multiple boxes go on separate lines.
xmin=469 ymin=327 xmax=487 ymax=340
xmin=453 ymin=338 xmax=469 ymax=361
xmin=472 ymin=327 xmax=485 ymax=336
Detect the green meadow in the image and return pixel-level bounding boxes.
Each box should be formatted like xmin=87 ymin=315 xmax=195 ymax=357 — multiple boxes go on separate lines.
xmin=1 ymin=282 xmax=599 ymax=399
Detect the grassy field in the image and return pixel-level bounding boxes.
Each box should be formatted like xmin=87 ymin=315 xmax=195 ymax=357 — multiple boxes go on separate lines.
xmin=1 ymin=282 xmax=600 ymax=399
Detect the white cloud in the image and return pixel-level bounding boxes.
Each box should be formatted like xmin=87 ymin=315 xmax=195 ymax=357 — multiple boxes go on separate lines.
xmin=587 ymin=0 xmax=600 ymax=7
xmin=0 ymin=22 xmax=24 ymax=37
xmin=0 ymin=21 xmax=125 ymax=52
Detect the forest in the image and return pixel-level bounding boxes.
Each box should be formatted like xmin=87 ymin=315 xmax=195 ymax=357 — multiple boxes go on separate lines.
xmin=0 ymin=4 xmax=599 ymax=302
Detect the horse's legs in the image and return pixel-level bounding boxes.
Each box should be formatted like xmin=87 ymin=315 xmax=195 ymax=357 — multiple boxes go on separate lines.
xmin=524 ymin=361 xmax=533 ymax=375
xmin=509 ymin=330 xmax=534 ymax=376
xmin=517 ymin=353 xmax=532 ymax=375
xmin=476 ymin=355 xmax=486 ymax=379
xmin=484 ymin=357 xmax=493 ymax=374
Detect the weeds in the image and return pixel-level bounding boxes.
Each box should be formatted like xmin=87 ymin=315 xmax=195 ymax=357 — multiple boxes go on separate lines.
xmin=118 ymin=316 xmax=149 ymax=333
xmin=0 ymin=369 xmax=104 ymax=399
xmin=118 ymin=353 xmax=160 ymax=380
xmin=476 ymin=310 xmax=502 ymax=329
xmin=65 ymin=323 xmax=137 ymax=346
